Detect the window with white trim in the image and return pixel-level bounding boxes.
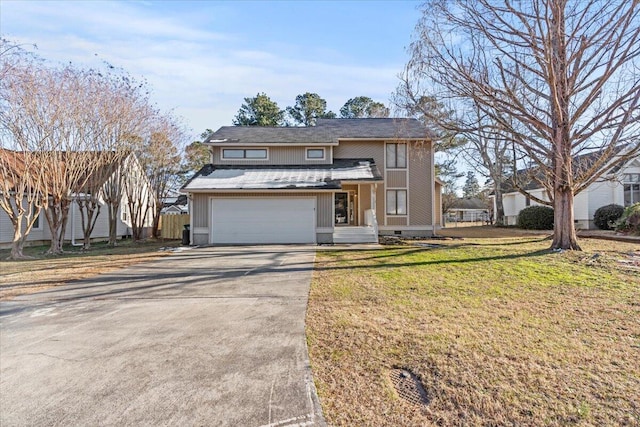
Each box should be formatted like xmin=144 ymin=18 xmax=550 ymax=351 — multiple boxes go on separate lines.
xmin=386 ymin=143 xmax=407 ymax=169
xmin=306 ymin=148 xmax=325 ymax=160
xmin=386 ymin=190 xmax=407 ymax=215
xmin=222 ymin=148 xmax=268 ymax=159
xmin=623 ymin=173 xmax=640 ymax=206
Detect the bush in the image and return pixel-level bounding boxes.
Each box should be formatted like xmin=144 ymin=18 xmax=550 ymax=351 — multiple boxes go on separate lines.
xmin=593 ymin=204 xmax=624 ymax=230
xmin=517 ymin=205 xmax=554 ymax=230
xmin=615 ymin=203 xmax=640 ymax=235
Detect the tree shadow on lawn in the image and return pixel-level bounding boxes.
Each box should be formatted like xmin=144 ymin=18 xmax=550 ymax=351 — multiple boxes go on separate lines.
xmin=316 ymin=244 xmax=552 ymax=271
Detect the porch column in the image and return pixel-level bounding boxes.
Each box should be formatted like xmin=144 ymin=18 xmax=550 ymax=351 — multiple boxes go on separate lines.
xmin=371 ymin=184 xmax=377 ymax=211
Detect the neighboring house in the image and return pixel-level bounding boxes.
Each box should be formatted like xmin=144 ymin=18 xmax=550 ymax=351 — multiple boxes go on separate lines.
xmin=500 ymin=151 xmax=640 ymax=229
xmin=446 ymin=198 xmax=489 ymax=223
xmin=0 ymin=153 xmax=155 ymax=248
xmin=181 ymin=118 xmax=440 ymax=244
xmin=161 ymin=194 xmax=189 ymax=215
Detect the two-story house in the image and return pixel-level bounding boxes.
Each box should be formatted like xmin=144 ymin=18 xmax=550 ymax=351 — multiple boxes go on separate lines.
xmin=181 ymin=118 xmax=441 ymax=244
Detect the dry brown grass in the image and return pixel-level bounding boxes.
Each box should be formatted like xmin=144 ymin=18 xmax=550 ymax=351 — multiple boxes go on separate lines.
xmin=0 ymin=240 xmax=180 ymax=300
xmin=307 ymin=231 xmax=640 ymax=426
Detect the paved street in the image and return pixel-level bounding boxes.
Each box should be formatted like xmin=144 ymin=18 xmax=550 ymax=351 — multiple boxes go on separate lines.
xmin=0 ymin=246 xmax=324 ymax=427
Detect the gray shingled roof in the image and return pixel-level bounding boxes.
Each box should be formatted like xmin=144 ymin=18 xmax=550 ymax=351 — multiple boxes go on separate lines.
xmin=205 ymin=118 xmax=428 ymax=144
xmin=450 ymin=198 xmax=489 ymax=210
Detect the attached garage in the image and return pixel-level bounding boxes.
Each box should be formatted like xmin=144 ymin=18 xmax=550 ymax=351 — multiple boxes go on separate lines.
xmin=210 ymin=198 xmax=316 ymax=244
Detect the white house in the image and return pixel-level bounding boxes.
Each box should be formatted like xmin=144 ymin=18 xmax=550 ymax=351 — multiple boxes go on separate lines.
xmin=0 ymin=153 xmax=155 ymax=248
xmin=446 ymin=197 xmax=490 ymax=223
xmin=501 ymin=153 xmax=640 ymax=229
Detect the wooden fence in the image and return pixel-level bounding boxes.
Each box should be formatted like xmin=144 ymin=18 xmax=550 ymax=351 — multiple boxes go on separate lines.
xmin=160 ymin=214 xmax=190 ymax=239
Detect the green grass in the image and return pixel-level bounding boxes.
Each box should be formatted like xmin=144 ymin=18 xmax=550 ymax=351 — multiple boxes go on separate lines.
xmin=307 ymin=237 xmax=640 ymax=426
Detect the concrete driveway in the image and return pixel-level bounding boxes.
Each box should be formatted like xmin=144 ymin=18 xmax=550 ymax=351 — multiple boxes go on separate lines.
xmin=0 ymin=246 xmax=324 ymax=427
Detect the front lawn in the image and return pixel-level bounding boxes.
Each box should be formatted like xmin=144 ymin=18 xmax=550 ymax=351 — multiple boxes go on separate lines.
xmin=0 ymin=239 xmax=181 ymax=299
xmin=307 ymin=235 xmax=640 ymax=426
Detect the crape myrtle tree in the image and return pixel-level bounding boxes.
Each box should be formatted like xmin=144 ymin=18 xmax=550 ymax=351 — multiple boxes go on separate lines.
xmin=0 ymin=49 xmax=101 ymax=255
xmin=404 ymin=0 xmax=640 ymax=250
xmin=0 ymin=41 xmax=48 ymax=259
xmin=99 ymin=73 xmax=151 ymax=247
xmin=142 ymin=113 xmax=186 ymax=239
xmin=1 ymin=39 xmax=184 ymax=251
xmin=38 ymin=66 xmax=105 ymax=255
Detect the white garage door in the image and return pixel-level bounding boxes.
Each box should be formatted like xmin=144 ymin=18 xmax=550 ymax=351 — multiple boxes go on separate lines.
xmin=210 ymin=198 xmax=316 ymax=244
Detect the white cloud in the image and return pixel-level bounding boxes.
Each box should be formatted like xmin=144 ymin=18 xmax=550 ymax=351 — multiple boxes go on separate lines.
xmin=2 ymin=0 xmax=408 ymax=137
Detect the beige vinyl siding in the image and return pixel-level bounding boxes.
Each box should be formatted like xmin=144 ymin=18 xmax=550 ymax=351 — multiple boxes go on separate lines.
xmin=387 ymin=216 xmax=407 ymax=226
xmin=358 ymin=184 xmax=372 ymax=225
xmin=1 ymin=200 xmax=129 ymax=246
xmin=213 ymin=146 xmax=331 ymax=165
xmin=192 ymin=193 xmax=209 ymax=228
xmin=387 ymin=170 xmax=407 ymax=188
xmin=0 ymin=204 xmax=45 ymax=245
xmin=333 ymin=140 xmax=385 ymax=221
xmin=408 ymin=143 xmax=432 ymax=225
xmin=316 ymin=193 xmax=333 ymax=228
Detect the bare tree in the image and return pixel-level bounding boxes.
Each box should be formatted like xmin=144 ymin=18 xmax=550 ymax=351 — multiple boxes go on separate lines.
xmin=0 ymin=150 xmax=45 ymax=259
xmin=0 ymin=44 xmax=48 ymax=259
xmin=95 ymin=71 xmax=152 ymax=246
xmin=142 ymin=113 xmax=185 ymax=239
xmin=458 ymin=108 xmax=513 ymax=225
xmin=36 ymin=66 xmax=107 ymax=255
xmin=406 ymin=0 xmax=640 ymax=250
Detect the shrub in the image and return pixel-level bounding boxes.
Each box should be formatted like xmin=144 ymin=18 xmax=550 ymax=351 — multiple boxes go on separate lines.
xmin=517 ymin=205 xmax=554 ymax=230
xmin=615 ymin=203 xmax=640 ymax=235
xmin=593 ymin=204 xmax=624 ymax=230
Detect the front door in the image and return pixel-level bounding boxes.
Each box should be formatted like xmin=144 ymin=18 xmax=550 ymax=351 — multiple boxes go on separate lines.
xmin=335 ymin=192 xmax=349 ymax=225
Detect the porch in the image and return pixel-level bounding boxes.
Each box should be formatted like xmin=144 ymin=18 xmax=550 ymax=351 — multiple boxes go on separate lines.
xmin=332 ymin=183 xmax=379 ymax=244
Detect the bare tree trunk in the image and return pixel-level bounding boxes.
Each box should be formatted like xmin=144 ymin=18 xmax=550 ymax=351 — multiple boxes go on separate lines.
xmin=77 ymin=198 xmax=101 ymax=250
xmin=8 ymin=214 xmax=30 ymax=259
xmin=107 ymin=202 xmax=119 ymax=246
xmin=151 ymin=204 xmax=162 ymax=239
xmin=44 ymin=199 xmax=71 ymax=255
xmin=494 ymin=188 xmax=505 ymax=226
xmin=552 ymin=188 xmax=580 ymax=250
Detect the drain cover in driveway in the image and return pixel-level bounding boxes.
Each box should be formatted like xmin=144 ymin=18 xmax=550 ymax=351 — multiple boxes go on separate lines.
xmin=389 ymin=368 xmax=430 ymax=406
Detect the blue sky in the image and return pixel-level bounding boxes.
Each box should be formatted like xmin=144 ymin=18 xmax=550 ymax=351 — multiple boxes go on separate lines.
xmin=1 ymin=0 xmax=423 ymax=139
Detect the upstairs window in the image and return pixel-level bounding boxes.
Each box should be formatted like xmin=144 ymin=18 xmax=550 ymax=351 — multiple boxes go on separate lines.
xmin=306 ymin=148 xmax=325 ymax=160
xmin=222 ymin=148 xmax=268 ymax=159
xmin=386 ymin=143 xmax=407 ymax=169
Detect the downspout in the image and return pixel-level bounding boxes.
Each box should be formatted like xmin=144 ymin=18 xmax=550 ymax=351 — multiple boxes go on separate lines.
xmin=188 ymin=193 xmax=193 ymax=245
xmin=431 ymin=143 xmax=437 ymax=236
